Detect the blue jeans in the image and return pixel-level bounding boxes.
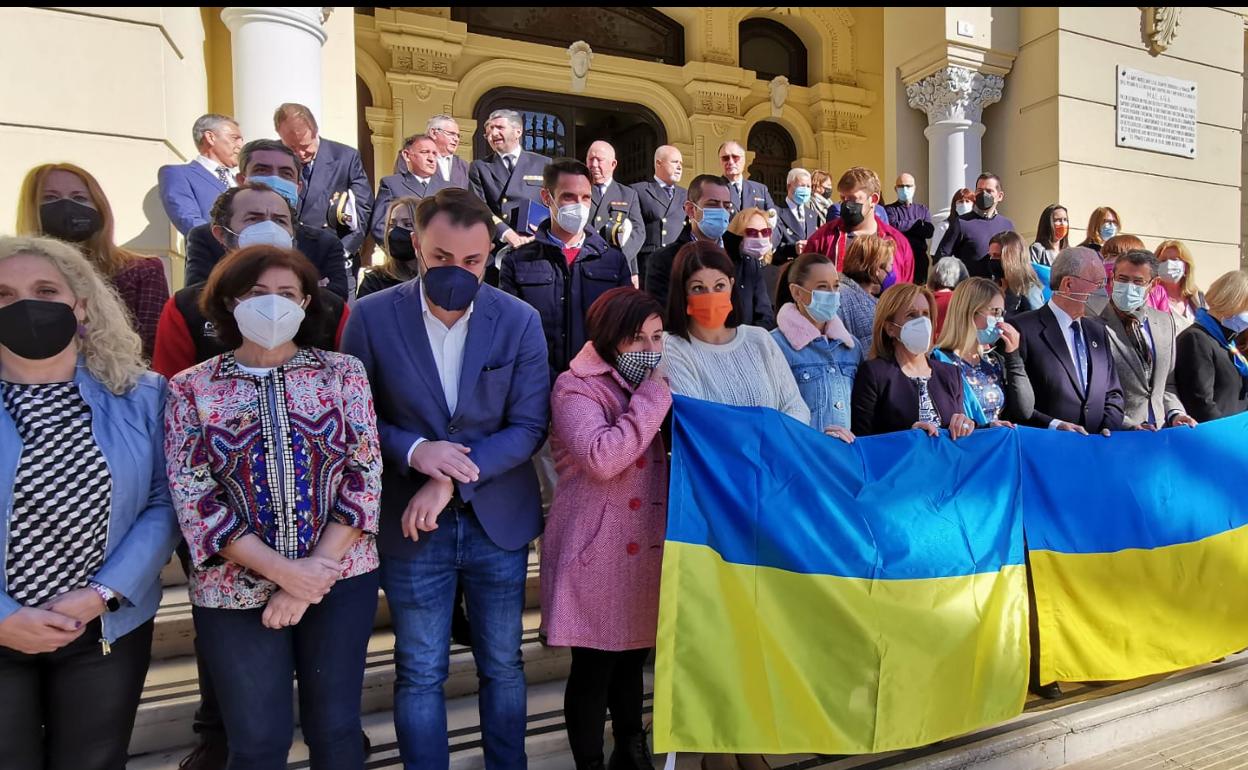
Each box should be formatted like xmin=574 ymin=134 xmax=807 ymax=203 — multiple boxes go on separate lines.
xmin=383 ymin=509 xmax=529 ymax=770
xmin=192 ymin=570 xmax=380 ymax=770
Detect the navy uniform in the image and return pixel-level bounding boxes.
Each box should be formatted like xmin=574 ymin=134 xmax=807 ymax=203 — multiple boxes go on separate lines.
xmin=589 ymin=180 xmax=645 ymax=276
xmin=469 ymin=149 xmax=552 ymax=245
xmin=630 ymin=178 xmax=688 ymax=286
xmin=296 ymin=137 xmax=375 ymax=259
xmin=370 ymin=171 xmax=462 ymax=241
xmin=726 ymin=177 xmax=775 ymax=215
xmin=772 ymin=198 xmax=821 ymax=269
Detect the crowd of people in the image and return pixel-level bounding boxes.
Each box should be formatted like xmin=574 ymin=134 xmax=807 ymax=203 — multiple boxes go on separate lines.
xmin=1 ymin=99 xmax=1247 ymax=770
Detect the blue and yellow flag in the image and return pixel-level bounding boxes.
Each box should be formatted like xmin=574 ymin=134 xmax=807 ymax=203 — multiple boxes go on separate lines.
xmin=1021 ymin=413 xmax=1248 ymax=683
xmin=653 ymin=396 xmax=1029 ymax=755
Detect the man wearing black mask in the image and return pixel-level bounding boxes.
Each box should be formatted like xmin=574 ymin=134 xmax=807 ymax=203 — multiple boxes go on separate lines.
xmin=934 ymin=172 xmax=1015 ymax=278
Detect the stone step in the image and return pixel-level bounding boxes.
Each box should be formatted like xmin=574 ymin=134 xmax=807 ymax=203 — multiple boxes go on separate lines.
xmin=130 ymin=607 xmax=567 ymax=757
xmin=152 ymin=556 xmax=542 ymax=660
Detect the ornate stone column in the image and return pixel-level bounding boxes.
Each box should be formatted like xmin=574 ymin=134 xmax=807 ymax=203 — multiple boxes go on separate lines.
xmin=905 ymin=66 xmax=1004 ymax=228
xmin=220 ymin=7 xmax=330 ymax=139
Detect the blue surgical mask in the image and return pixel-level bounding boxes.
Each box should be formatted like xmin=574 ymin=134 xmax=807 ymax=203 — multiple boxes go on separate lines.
xmin=896 ymin=186 xmax=915 ymax=203
xmin=1099 ymin=222 xmax=1118 ymax=241
xmin=421 ymin=261 xmax=481 ymax=311
xmin=977 ymin=313 xmax=1003 ymax=345
xmin=695 ymin=205 xmax=730 ymax=240
xmin=1111 ymin=280 xmax=1148 ymax=313
xmin=1223 ymin=312 xmax=1248 ymax=334
xmin=805 ymin=289 xmax=840 ymax=323
xmin=248 ymin=175 xmax=300 ymax=208
xmin=793 ymin=186 xmax=811 ymax=206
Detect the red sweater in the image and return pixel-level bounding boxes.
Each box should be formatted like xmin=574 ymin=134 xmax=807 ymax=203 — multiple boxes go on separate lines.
xmin=805 ymin=214 xmax=915 ymax=284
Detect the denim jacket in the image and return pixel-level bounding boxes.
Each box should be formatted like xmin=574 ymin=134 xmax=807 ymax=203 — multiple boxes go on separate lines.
xmin=0 ymin=363 xmax=179 ymax=644
xmin=771 ymin=303 xmax=863 ymax=431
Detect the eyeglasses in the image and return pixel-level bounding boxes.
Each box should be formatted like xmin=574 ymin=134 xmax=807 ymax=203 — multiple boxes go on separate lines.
xmin=744 ymin=228 xmax=773 ymax=238
xmin=1113 ymin=275 xmax=1153 ymax=287
xmin=433 ymin=128 xmax=460 ymax=140
xmin=1069 ymin=275 xmax=1107 ymax=291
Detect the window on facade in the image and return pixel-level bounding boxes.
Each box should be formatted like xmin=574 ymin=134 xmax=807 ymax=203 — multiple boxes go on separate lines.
xmin=739 ymin=18 xmax=808 ymax=87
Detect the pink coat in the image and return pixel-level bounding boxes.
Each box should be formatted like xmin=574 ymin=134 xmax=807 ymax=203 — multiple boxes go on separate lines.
xmin=540 ymin=343 xmax=672 ymax=650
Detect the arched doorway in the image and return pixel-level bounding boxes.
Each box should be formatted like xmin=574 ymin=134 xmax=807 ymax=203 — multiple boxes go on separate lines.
xmin=747 ymin=121 xmax=796 ymax=204
xmin=472 ymin=88 xmax=668 ymax=185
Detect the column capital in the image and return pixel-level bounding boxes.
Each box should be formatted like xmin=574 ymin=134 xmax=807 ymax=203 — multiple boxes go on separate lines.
xmin=220 ymin=7 xmax=328 ymax=45
xmin=905 ymin=66 xmax=1003 ymax=125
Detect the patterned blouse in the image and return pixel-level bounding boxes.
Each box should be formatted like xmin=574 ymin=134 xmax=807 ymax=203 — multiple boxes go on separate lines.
xmin=955 ymin=353 xmax=1006 ymax=422
xmin=112 ymin=256 xmax=169 ymax=361
xmin=165 ymin=348 xmax=382 ymax=609
xmin=911 ymin=376 xmax=942 ymax=425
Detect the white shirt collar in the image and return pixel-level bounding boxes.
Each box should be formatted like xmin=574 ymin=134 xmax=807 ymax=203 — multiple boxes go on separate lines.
xmin=499 ymin=146 xmax=522 ymax=164
xmin=195 ymin=155 xmax=233 ymax=180
xmin=654 ymin=176 xmax=671 ymax=188
xmin=420 ymin=283 xmax=475 ymax=330
xmin=1047 ymin=299 xmax=1076 ymax=330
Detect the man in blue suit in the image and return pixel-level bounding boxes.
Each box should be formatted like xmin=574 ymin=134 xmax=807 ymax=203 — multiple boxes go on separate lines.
xmin=275 ymin=102 xmax=375 ymax=264
xmin=342 ymin=187 xmax=549 ymax=770
xmin=468 ymin=108 xmax=552 ymax=252
xmin=718 ymin=140 xmax=776 ymax=214
xmin=157 ymin=113 xmax=243 ymax=235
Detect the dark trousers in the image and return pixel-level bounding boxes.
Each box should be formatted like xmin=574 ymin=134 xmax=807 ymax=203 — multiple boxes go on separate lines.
xmin=564 ymin=646 xmax=650 ymax=767
xmin=0 ymin=619 xmax=154 ymax=770
xmin=177 ymin=541 xmax=227 ymax=744
xmin=192 ymin=571 xmax=380 ymax=770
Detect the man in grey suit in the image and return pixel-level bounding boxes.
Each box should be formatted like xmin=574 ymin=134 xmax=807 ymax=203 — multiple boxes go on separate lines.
xmin=586 ymin=140 xmax=645 ymax=278
xmin=1098 ymin=248 xmax=1198 ymax=430
xmin=468 ymin=109 xmax=552 ymax=252
xmin=427 ymin=114 xmax=471 ymax=188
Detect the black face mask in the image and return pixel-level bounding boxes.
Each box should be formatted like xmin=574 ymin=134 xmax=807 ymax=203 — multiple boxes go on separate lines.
xmin=975 ymin=189 xmax=996 ymax=213
xmin=387 ymin=226 xmax=417 ymax=262
xmin=840 ymin=200 xmax=866 ymax=229
xmin=0 ymin=299 xmax=79 ymax=360
xmin=40 ymin=199 xmax=103 ymax=243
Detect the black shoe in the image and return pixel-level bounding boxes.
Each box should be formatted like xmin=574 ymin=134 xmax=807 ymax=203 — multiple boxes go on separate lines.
xmin=362 ymin=729 xmax=372 ymax=758
xmin=1030 ymin=681 xmax=1063 ymax=700
xmin=608 ymin=733 xmax=653 ymax=770
xmin=178 ymin=737 xmax=228 ymax=770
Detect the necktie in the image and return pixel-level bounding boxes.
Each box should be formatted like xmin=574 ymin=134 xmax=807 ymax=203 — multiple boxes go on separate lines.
xmin=1119 ymin=311 xmax=1154 ymax=380
xmin=503 ymin=155 xmax=514 ymax=173
xmin=734 ymin=182 xmax=743 ymax=210
xmin=301 ymin=160 xmax=313 ymax=185
xmin=663 ymin=184 xmax=674 ymax=201
xmin=215 ymin=165 xmax=232 ymax=188
xmin=1070 ymin=319 xmax=1088 ymax=391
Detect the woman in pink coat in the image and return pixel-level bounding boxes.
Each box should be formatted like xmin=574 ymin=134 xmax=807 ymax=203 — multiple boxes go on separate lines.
xmin=542 ymin=287 xmax=671 ymax=770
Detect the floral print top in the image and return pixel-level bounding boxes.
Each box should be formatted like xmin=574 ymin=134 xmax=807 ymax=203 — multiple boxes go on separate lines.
xmin=164 ymin=348 xmax=381 ymax=609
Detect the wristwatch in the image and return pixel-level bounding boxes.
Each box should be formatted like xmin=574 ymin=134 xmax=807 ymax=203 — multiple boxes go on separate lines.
xmin=89 ymin=581 xmax=121 ymax=612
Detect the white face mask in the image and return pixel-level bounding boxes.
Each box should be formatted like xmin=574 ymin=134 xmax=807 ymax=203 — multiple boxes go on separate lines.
xmin=1162 ymin=259 xmax=1186 ymax=282
xmin=741 ymin=236 xmax=771 ymax=260
xmin=552 ymin=202 xmax=590 ymax=235
xmin=897 ymin=316 xmax=933 ymax=356
xmin=236 ymin=220 xmax=294 ymax=250
xmin=232 ymin=294 xmax=306 ymax=350
xmin=954 ymin=201 xmax=973 ymax=216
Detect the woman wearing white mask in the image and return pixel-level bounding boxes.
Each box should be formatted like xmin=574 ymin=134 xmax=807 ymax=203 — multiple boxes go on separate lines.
xmin=770 ymin=253 xmax=860 ymax=441
xmin=722 ymin=206 xmax=779 ymax=329
xmin=165 ymin=244 xmax=382 ymax=768
xmin=851 ymin=283 xmax=974 ymax=438
xmin=1154 ymin=239 xmax=1207 ymax=332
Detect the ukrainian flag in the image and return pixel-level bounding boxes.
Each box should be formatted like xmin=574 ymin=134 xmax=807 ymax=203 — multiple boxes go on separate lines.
xmin=653 ymin=396 xmax=1029 ymax=755
xmin=1021 ymin=412 xmax=1248 ymax=684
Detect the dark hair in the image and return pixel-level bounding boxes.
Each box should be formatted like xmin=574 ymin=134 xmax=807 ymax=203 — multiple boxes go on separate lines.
xmin=775 ymin=252 xmax=836 ymax=309
xmin=238 ymin=138 xmax=302 ymax=177
xmin=199 ymin=245 xmax=326 ymax=350
xmin=586 ymin=287 xmax=664 ymax=368
xmin=1114 ymin=248 xmax=1159 ymax=279
xmin=402 ymin=133 xmax=436 ymax=150
xmin=273 ymin=102 xmax=319 ymax=134
xmin=687 ymin=174 xmax=730 ymax=205
xmin=414 ymin=187 xmax=495 ymax=235
xmin=543 ymin=158 xmax=592 ymax=192
xmin=976 ymin=172 xmax=1002 ymax=190
xmin=1035 ymin=203 xmax=1069 ymax=250
xmin=210 ymin=182 xmax=296 ymax=229
xmin=665 ymin=240 xmax=739 ymax=340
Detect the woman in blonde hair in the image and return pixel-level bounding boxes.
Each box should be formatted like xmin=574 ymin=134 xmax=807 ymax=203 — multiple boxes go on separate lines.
xmin=16 ymin=163 xmax=169 ymax=359
xmin=1155 ymin=239 xmax=1207 ymax=331
xmin=934 ymin=276 xmax=1028 ymax=425
xmin=0 ymin=236 xmax=179 ymax=768
xmin=989 ymin=231 xmax=1045 ymax=315
xmin=1175 ymin=269 xmax=1248 ymax=421
xmin=720 ymin=206 xmax=778 ymax=328
xmin=358 ymin=196 xmax=421 ymax=300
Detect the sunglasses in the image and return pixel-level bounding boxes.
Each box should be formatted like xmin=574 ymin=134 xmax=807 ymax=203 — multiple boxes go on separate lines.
xmin=744 ymin=228 xmax=773 ymax=238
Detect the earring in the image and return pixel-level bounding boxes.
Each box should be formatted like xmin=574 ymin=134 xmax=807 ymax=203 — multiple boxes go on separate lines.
xmin=77 ymin=323 xmax=87 ymax=338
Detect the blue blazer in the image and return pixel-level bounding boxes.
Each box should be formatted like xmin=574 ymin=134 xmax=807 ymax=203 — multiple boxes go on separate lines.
xmin=0 ymin=366 xmax=179 ymax=643
xmin=341 ymin=280 xmax=550 ymax=554
xmin=158 ymin=161 xmax=227 ymax=236
xmin=298 ymin=137 xmax=375 ymax=256
xmin=369 ymin=171 xmax=462 ymax=241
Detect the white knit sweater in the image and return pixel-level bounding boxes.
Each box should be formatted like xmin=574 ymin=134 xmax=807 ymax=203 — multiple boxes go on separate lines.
xmin=660 ymin=325 xmax=811 ymax=424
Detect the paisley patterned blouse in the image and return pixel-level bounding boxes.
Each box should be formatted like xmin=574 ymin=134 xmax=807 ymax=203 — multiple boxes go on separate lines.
xmin=165 ymin=348 xmax=381 ymax=609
